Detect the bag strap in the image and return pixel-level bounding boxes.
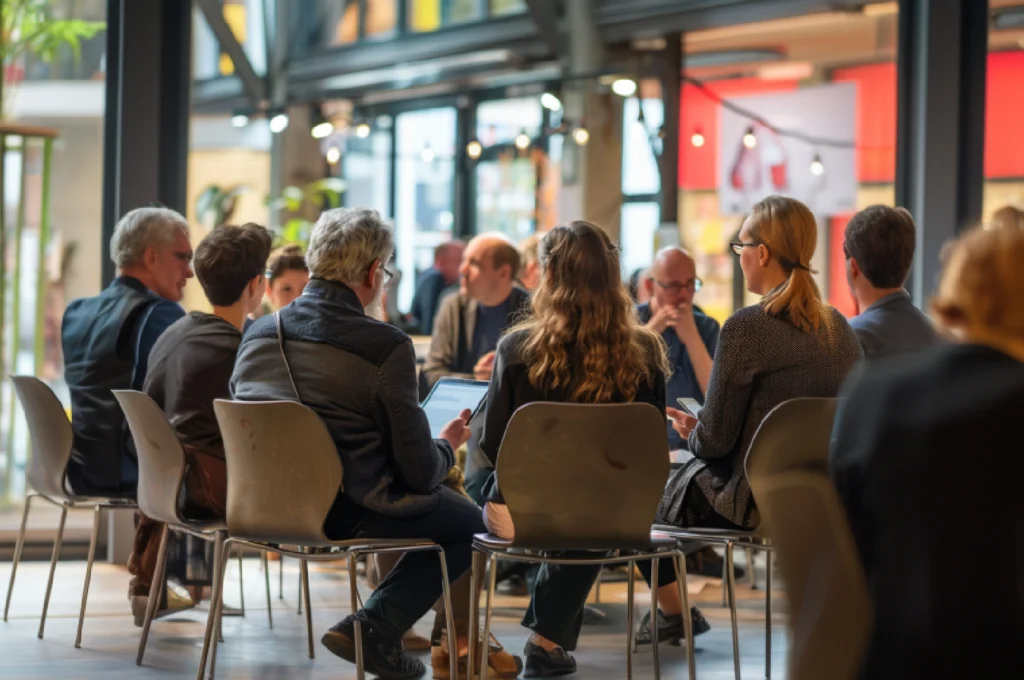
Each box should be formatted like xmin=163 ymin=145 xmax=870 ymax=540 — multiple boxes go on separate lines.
xmin=274 ymin=312 xmax=302 ymax=402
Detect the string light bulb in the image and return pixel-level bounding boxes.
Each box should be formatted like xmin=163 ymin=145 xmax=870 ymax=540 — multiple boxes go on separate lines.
xmin=231 ymin=113 xmax=250 ymax=128
xmin=572 ymin=127 xmax=590 ymax=146
xmin=742 ymin=127 xmax=757 ymax=149
xmin=540 ymin=92 xmax=562 ymax=111
xmin=466 ymin=140 xmax=483 ymax=159
xmin=810 ymin=153 xmax=825 ymax=176
xmin=515 ymin=131 xmax=531 ymax=150
xmin=354 ymin=122 xmax=371 ymax=138
xmin=421 ymin=145 xmax=436 ymax=163
xmin=325 ymin=146 xmax=341 ymax=164
xmin=311 ymin=121 xmax=333 ymax=139
xmin=691 ymin=128 xmax=706 ymax=148
xmin=269 ymin=112 xmax=290 ymax=134
xmin=611 ymin=78 xmax=638 ymax=97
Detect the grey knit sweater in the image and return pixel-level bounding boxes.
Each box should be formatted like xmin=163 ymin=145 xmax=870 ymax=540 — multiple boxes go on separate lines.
xmin=661 ymin=302 xmax=862 ymax=528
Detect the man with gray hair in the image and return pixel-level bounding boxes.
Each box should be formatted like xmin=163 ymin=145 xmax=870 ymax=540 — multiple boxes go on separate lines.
xmin=232 ymin=207 xmax=490 ymax=679
xmin=62 ymin=206 xmax=194 ymax=498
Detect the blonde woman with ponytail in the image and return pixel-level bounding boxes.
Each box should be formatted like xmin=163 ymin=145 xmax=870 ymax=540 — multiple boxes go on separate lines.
xmin=635 ymin=195 xmax=862 ymax=647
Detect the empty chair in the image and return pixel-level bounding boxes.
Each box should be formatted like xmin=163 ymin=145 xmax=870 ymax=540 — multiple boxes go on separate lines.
xmin=4 ymin=375 xmax=137 ymax=647
xmin=469 ymin=402 xmax=692 ymax=680
xmin=206 ymin=399 xmax=457 ymax=680
xmin=112 ymin=390 xmax=277 ymax=670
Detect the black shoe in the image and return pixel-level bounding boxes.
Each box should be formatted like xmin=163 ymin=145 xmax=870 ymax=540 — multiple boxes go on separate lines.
xmin=497 ymin=573 xmax=529 ymax=597
xmin=321 ymin=613 xmax=426 ymax=680
xmin=687 ymin=547 xmax=747 ymax=580
xmin=634 ymin=607 xmax=711 ymax=646
xmin=523 ymin=640 xmax=576 ymax=678
xmin=582 ymin=605 xmax=606 ymax=625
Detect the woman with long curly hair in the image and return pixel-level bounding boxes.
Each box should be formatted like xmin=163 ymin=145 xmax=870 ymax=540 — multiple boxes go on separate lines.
xmin=477 ymin=220 xmax=670 ymax=676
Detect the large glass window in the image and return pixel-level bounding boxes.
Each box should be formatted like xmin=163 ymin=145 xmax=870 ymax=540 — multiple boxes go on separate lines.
xmin=490 ymin=0 xmax=527 ymax=17
xmin=394 ymin=108 xmax=457 ymax=310
xmin=342 ymin=119 xmax=393 ymax=216
xmin=193 ymin=0 xmax=267 ymax=80
xmin=619 ymin=97 xmax=664 ymax=283
xmin=410 ymin=0 xmax=484 ymax=32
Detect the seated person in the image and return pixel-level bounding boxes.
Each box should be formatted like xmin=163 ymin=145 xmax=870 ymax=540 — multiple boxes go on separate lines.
xmin=231 ymin=208 xmax=517 ymax=679
xmin=637 ymin=247 xmax=719 ymax=451
xmin=423 ymin=232 xmax=531 ymax=502
xmin=517 ymin=234 xmax=541 ymax=291
xmin=638 ymin=196 xmax=861 ymax=645
xmin=830 ymin=226 xmax=1024 ymax=679
xmin=131 ymin=223 xmax=271 ymax=625
xmin=245 ymin=244 xmax=308 ymax=330
xmin=61 ymin=207 xmax=195 ymax=615
xmin=843 ymin=205 xmax=938 ymax=359
xmin=990 ymin=204 xmax=1024 ymax=231
xmin=409 ymin=240 xmax=464 ymax=335
xmin=479 ymin=221 xmax=670 ymax=677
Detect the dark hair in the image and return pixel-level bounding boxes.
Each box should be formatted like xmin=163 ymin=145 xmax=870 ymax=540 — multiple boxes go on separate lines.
xmin=489 ymin=241 xmax=521 ymax=279
xmin=194 ymin=223 xmax=273 ymax=306
xmin=266 ymin=244 xmax=308 ymax=281
xmin=843 ymin=205 xmax=916 ymax=289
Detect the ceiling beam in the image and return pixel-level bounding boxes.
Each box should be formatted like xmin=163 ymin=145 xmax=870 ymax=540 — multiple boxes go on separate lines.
xmin=196 ymin=0 xmax=267 ymax=104
xmin=525 ymin=0 xmax=564 ymax=57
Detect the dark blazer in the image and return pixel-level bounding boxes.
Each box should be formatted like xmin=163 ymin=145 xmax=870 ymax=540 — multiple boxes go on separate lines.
xmin=830 ymin=342 xmax=1024 ymax=679
xmin=231 ymin=278 xmax=455 ymax=519
xmin=478 ymin=328 xmax=668 ymax=504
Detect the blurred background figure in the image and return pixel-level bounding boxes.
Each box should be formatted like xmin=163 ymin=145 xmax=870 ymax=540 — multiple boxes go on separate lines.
xmin=629 ymin=267 xmax=652 ymax=304
xmin=990 ymin=204 xmax=1024 ymax=231
xmin=830 ymin=226 xmax=1024 ymax=679
xmin=246 ymin=244 xmax=309 ymax=330
xmin=410 ymin=240 xmax=464 ymax=335
xmin=517 ymin=234 xmax=541 ymax=292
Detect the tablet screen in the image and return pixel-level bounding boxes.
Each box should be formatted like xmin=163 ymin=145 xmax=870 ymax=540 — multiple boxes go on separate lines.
xmin=422 ymin=378 xmax=490 ymax=438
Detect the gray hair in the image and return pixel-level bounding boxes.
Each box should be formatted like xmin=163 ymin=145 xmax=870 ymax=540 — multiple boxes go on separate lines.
xmin=306 ymin=207 xmax=394 ymax=287
xmin=110 ymin=207 xmax=190 ymax=269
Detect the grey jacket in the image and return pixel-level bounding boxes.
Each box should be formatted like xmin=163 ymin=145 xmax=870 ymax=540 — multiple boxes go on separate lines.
xmin=230 ymin=279 xmax=455 ymax=519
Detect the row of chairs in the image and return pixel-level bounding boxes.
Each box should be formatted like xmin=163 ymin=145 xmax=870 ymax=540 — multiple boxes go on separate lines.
xmin=3 ymin=375 xmax=871 ymax=680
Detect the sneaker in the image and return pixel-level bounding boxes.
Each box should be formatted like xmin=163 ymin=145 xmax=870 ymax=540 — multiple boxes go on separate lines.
xmin=131 ymin=585 xmax=196 ymax=627
xmin=634 ymin=607 xmax=711 ymax=646
xmin=523 ymin=640 xmax=575 ymax=678
xmin=321 ymin=612 xmax=426 ymax=680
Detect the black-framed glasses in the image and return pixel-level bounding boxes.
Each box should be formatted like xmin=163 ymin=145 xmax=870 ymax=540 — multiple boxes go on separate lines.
xmin=654 ymin=277 xmax=703 ymax=294
xmin=729 ymin=241 xmax=761 ymax=256
xmin=380 ymin=265 xmax=395 ymax=284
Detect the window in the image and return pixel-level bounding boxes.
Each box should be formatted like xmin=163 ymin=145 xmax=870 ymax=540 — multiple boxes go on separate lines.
xmin=490 ymin=0 xmax=526 ymax=17
xmin=409 ymin=0 xmax=484 ymax=32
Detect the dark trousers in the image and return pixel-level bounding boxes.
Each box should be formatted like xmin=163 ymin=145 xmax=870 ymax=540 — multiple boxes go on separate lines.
xmin=324 ymin=487 xmax=485 ymax=636
xmin=523 ymin=561 xmax=603 ymax=651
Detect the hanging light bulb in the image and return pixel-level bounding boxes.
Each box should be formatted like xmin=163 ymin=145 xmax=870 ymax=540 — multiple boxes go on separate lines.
xmin=611 ymin=78 xmax=638 ymax=97
xmin=421 ymin=145 xmax=436 ymax=163
xmin=810 ymin=152 xmax=825 ymax=176
xmin=325 ymin=146 xmax=341 ymax=164
xmin=269 ymin=112 xmax=290 ymax=134
xmin=691 ymin=128 xmax=706 ymax=148
xmin=572 ymin=126 xmax=590 ymax=146
xmin=540 ymin=92 xmax=562 ymax=111
xmin=311 ymin=121 xmax=334 ymax=139
xmin=355 ymin=122 xmax=371 ymax=138
xmin=515 ymin=130 xmax=531 ymax=150
xmin=742 ymin=127 xmax=757 ymax=149
xmin=231 ymin=113 xmax=250 ymax=128
xmin=466 ymin=140 xmax=483 ymax=159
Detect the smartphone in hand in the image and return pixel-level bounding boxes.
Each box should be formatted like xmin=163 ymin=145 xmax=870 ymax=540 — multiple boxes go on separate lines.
xmin=676 ymin=397 xmax=703 ymax=418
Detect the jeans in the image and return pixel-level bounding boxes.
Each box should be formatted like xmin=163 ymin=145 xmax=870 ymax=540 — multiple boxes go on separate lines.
xmin=523 ymin=561 xmax=603 ymax=651
xmin=323 ymin=486 xmax=485 ymax=636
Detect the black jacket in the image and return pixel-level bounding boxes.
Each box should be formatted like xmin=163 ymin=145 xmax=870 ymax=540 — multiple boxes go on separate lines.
xmin=231 ymin=279 xmax=455 ymax=519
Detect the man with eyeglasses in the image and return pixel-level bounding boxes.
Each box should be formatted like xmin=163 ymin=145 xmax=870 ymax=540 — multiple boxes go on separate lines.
xmin=637 ymin=247 xmax=720 ymax=452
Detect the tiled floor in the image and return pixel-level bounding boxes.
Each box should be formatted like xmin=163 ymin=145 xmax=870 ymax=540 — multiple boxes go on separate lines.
xmin=0 ymin=556 xmax=786 ymax=679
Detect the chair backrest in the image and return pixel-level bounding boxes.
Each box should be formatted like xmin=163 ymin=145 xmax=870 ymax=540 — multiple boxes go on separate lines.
xmin=496 ymin=402 xmax=669 ymax=550
xmin=213 ymin=399 xmax=343 ymax=545
xmin=748 ymin=470 xmax=872 ymax=680
xmin=11 ymin=375 xmax=75 ymax=500
xmin=112 ymin=390 xmax=187 ymax=525
xmin=744 ymin=397 xmax=839 ymax=482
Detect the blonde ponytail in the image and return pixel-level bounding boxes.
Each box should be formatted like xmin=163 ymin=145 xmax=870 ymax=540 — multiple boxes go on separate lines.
xmin=749 ymin=196 xmax=826 ymax=333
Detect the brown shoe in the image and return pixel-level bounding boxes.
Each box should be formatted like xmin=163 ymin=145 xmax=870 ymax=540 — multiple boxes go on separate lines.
xmin=431 ymin=634 xmax=523 ymax=679
xmin=404 ymin=629 xmax=432 ymax=653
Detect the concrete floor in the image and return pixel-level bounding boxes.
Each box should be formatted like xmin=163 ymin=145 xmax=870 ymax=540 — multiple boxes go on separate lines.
xmin=0 ymin=556 xmax=786 ymax=679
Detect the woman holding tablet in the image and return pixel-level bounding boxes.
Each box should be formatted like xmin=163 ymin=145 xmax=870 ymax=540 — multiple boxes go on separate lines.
xmin=478 ymin=221 xmax=670 ymax=676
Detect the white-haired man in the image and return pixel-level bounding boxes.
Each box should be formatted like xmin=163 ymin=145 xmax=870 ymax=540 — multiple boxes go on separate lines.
xmin=61 ymin=206 xmax=195 ymax=617
xmin=231 ymin=208 xmax=520 ymax=679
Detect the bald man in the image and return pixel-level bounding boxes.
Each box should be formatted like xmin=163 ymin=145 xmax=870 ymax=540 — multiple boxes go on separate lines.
xmin=637 ymin=247 xmax=720 ymax=451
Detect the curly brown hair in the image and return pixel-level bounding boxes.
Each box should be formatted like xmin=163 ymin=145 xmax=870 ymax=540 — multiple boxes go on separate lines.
xmin=509 ymin=221 xmax=669 ymax=403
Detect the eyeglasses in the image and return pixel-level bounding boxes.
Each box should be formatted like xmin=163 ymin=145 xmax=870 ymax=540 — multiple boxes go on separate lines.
xmin=729 ymin=241 xmax=762 ymax=256
xmin=654 ymin=277 xmax=703 ymax=295
xmin=380 ymin=265 xmax=395 ymax=284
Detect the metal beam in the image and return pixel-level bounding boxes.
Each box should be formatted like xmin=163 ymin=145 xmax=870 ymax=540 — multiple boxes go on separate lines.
xmin=659 ymin=34 xmax=681 ymax=225
xmin=524 ymin=0 xmax=563 ymax=57
xmin=196 ymin=0 xmax=266 ymax=104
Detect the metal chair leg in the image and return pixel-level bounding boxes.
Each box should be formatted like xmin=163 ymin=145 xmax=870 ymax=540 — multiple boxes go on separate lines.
xmin=206 ymin=535 xmax=231 ymax=680
xmin=237 ymin=547 xmax=245 ymax=616
xmin=594 ymin=567 xmax=603 ymax=604
xmin=673 ymin=554 xmax=697 ymax=680
xmin=726 ymin=543 xmax=741 ymax=680
xmin=137 ymin=524 xmax=171 ymax=665
xmin=745 ymin=547 xmax=757 ymax=589
xmin=4 ymin=492 xmax=35 ymax=622
xmin=262 ymin=552 xmax=273 ymax=629
xmin=347 ymin=552 xmax=365 ymax=680
xmin=721 ymin=549 xmax=729 ymax=608
xmin=765 ymin=550 xmax=772 ymax=680
xmin=278 ymin=553 xmax=284 ymax=600
xmin=436 ymin=548 xmax=458 ymax=680
xmin=301 ymin=555 xmax=314 ymax=659
xmin=74 ymin=505 xmax=103 ymax=648
xmin=38 ymin=504 xmax=68 ymax=639
xmin=297 ymin=563 xmax=303 ymax=615
xmin=196 ymin=533 xmax=228 ymax=680
xmin=466 ymin=551 xmax=484 ymax=680
xmin=626 ymin=560 xmax=635 ymax=679
xmin=651 ymin=556 xmax=661 ymax=680
xmin=481 ymin=554 xmax=498 ymax=678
